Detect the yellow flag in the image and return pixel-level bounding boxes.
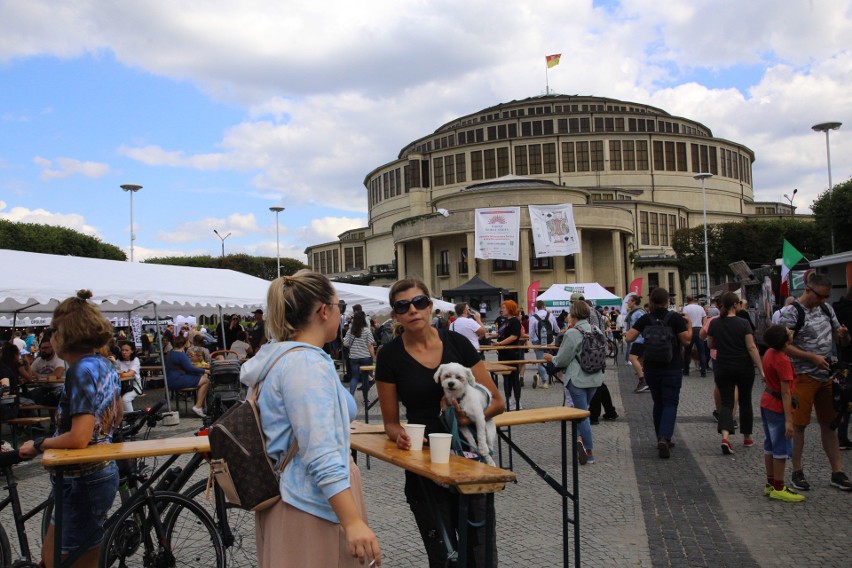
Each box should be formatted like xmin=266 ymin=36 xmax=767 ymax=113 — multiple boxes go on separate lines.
xmin=546 ymin=54 xmax=561 ymax=68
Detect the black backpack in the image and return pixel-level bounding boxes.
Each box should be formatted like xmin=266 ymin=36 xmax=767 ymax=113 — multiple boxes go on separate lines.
xmin=532 ymin=313 xmax=554 ymax=344
xmin=642 ymin=311 xmax=676 ymax=363
xmin=576 ymin=326 xmax=608 ymax=373
xmin=378 ymin=319 xmax=395 ymax=346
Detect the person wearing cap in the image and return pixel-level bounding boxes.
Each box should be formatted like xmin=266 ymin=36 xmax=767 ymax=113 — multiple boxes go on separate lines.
xmin=249 ymin=308 xmax=267 ymax=353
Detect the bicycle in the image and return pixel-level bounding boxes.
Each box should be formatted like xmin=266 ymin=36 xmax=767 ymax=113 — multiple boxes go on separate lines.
xmin=0 ymin=449 xmax=53 ymax=567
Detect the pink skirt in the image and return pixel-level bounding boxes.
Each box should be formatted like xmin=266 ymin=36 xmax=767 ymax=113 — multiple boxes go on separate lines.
xmin=255 ymin=458 xmax=369 ymax=568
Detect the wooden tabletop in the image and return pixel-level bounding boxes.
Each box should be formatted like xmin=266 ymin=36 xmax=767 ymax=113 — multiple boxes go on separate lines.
xmin=360 ymin=365 xmax=376 ymax=372
xmin=484 ymin=362 xmax=514 ymax=374
xmin=42 ymin=436 xmax=210 ymax=468
xmin=489 ymin=359 xmax=547 ymax=365
xmin=27 ymin=377 xmax=64 ymax=385
xmin=493 ymin=407 xmax=589 ymax=427
xmin=350 ymin=433 xmax=515 ymax=494
xmin=479 ymin=344 xmax=558 ymax=351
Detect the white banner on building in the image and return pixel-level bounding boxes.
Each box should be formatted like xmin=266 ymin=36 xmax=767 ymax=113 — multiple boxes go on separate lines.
xmin=474 ymin=207 xmax=521 ymax=261
xmin=529 ymin=204 xmax=581 ymax=257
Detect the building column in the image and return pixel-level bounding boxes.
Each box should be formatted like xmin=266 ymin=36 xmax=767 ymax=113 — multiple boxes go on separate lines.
xmin=396 ymin=242 xmax=406 ymax=279
xmin=520 ymin=228 xmax=531 ymax=295
xmin=625 ymin=234 xmax=635 ymax=287
xmin=466 ymin=231 xmax=476 ymax=281
xmin=422 ymin=236 xmax=432 ymax=289
xmin=612 ymin=230 xmax=625 ymax=294
xmin=575 ymin=228 xmax=586 ymax=282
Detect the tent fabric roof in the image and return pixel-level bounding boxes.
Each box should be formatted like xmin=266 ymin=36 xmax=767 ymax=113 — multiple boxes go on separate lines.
xmin=536 ymin=283 xmax=622 ymax=307
xmin=442 ymin=276 xmax=506 ymax=298
xmin=0 ymin=249 xmax=269 ymax=317
xmin=334 ymin=282 xmax=455 ymax=316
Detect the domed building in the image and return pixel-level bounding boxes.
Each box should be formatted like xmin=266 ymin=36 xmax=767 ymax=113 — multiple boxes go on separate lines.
xmin=305 ymin=94 xmax=793 ymax=305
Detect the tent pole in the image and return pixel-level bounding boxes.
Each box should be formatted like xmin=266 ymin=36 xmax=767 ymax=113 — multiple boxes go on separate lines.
xmin=218 ymin=306 xmax=226 ymax=350
xmin=154 ymin=303 xmax=172 ymax=412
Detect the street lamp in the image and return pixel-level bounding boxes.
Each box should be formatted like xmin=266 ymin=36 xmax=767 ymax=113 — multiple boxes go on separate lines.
xmin=213 ymin=229 xmax=231 ymax=260
xmin=269 ymin=206 xmax=285 ymax=277
xmin=811 ymin=121 xmax=842 ymax=254
xmin=694 ymin=173 xmax=713 ymax=300
xmin=120 ymin=184 xmax=142 ymax=262
xmin=783 ymin=188 xmax=798 ymax=217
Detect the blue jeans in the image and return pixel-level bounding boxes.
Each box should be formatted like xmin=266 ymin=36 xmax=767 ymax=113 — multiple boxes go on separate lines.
xmin=644 ymin=368 xmax=683 ymax=441
xmin=534 ymin=348 xmax=547 ymax=381
xmin=683 ymin=328 xmax=706 ymax=373
xmin=566 ymin=381 xmax=598 ymax=450
xmin=348 ymin=357 xmax=373 ymax=396
xmin=50 ymin=461 xmax=119 ymax=553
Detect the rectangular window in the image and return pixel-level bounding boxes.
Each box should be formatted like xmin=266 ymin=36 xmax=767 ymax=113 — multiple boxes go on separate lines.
xmin=691 ymin=144 xmax=700 ymax=173
xmin=444 ymin=156 xmax=455 ymax=185
xmin=515 ymin=145 xmax=528 ymax=175
xmin=521 ymin=122 xmax=532 ymax=136
xmin=457 ymin=131 xmax=466 ymax=145
xmin=532 ymin=121 xmax=543 ymax=136
xmin=564 ymin=254 xmax=576 ymax=271
xmin=508 ymin=123 xmax=517 ymax=137
xmin=579 ymin=118 xmax=590 ymax=132
xmin=496 ymin=147 xmax=510 ymax=176
xmin=455 ymin=153 xmax=466 ymax=183
xmin=332 ymin=249 xmax=339 ymax=273
xmin=668 ymin=273 xmax=675 ymax=297
xmin=542 ymin=143 xmax=556 ymax=174
xmin=543 ymin=120 xmax=553 ymax=135
xmin=558 ymin=118 xmax=568 ymax=133
xmin=615 ymin=117 xmax=625 ymax=132
xmin=498 ymin=124 xmax=507 ymax=139
xmin=623 ymin=140 xmax=635 ymax=170
xmin=690 ymin=274 xmax=699 ymax=297
xmin=569 ymin=118 xmax=579 ymax=132
xmin=433 ymin=159 xmax=444 ymax=186
xmin=640 ymin=211 xmax=649 ymax=245
xmin=594 ymin=117 xmax=604 ymax=132
xmin=648 ymin=272 xmax=660 ymax=293
xmin=664 ymin=141 xmax=676 ymax=171
xmin=653 ymin=141 xmax=664 ymax=171
xmin=591 ymin=141 xmax=604 ymax=171
xmin=459 ymin=248 xmax=468 ymax=274
xmin=528 ymin=144 xmax=542 ymax=174
xmin=471 ymin=150 xmax=483 ymax=180
xmin=669 ymin=215 xmax=677 ymax=246
xmin=609 ymin=141 xmax=622 ymax=170
xmin=437 ymin=250 xmax=450 ymax=276
xmin=561 ymin=141 xmax=576 ymax=172
xmin=635 ymin=140 xmax=648 ymax=170
xmin=484 ymin=148 xmax=496 ymax=179
xmin=661 ymin=213 xmax=669 ymax=246
xmin=576 ymin=141 xmax=590 ymax=172
xmin=344 ymin=248 xmax=354 ymax=270
xmin=676 ymin=142 xmax=687 ymax=172
xmin=353 ymin=247 xmax=364 ymax=270
xmin=487 ymin=125 xmax=496 ymax=140
xmin=475 ymin=129 xmax=484 ymax=142
xmin=492 ymin=259 xmax=516 ymax=272
xmin=650 ymin=212 xmax=659 ymax=245
xmin=700 ymin=145 xmax=709 ymax=173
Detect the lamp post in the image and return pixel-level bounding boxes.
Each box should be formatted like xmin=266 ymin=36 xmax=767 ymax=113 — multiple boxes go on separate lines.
xmin=213 ymin=229 xmax=231 ymax=261
xmin=694 ymin=173 xmax=713 ymax=299
xmin=811 ymin=121 xmax=842 ymax=254
xmin=269 ymin=206 xmax=285 ymax=277
xmin=120 ymin=184 xmax=142 ymax=262
xmin=783 ymin=188 xmax=798 ymax=217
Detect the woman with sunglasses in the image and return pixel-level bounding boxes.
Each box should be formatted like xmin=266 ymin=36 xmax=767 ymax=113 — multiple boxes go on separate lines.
xmin=375 ymin=278 xmax=504 ymax=567
xmin=242 ymin=270 xmax=381 ymax=567
xmin=19 ymin=290 xmax=123 ymax=568
xmin=224 ymin=314 xmax=244 ymax=350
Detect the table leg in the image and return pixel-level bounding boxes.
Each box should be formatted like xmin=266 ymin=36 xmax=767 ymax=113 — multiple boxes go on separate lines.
xmin=457 ymin=494 xmax=469 ymax=568
xmin=54 ymin=469 xmax=63 ymax=568
xmin=571 ymin=419 xmax=581 ymax=567
xmin=485 ymin=492 xmax=495 ymax=568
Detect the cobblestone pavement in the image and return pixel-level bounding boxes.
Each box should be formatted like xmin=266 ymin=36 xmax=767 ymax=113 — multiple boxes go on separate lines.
xmin=2 ymin=353 xmax=850 ymax=567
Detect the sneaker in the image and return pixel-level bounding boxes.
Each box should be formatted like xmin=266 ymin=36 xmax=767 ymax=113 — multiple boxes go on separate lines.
xmin=603 ymin=413 xmax=619 ymax=421
xmin=721 ymin=439 xmax=734 ymax=455
xmin=532 ymin=374 xmax=539 ymax=389
xmin=507 ymin=400 xmax=516 ymax=411
xmin=516 ymin=401 xmax=523 ymax=410
xmin=586 ymin=455 xmax=596 ymax=465
xmin=763 ymin=483 xmax=773 ymax=496
xmin=577 ymin=440 xmax=589 ymax=465
xmin=191 ymin=406 xmax=206 ymax=418
xmin=540 ymin=380 xmax=550 ymax=389
xmin=634 ymin=379 xmax=649 ymax=393
xmin=769 ymin=486 xmax=806 ymax=503
xmin=589 ymin=418 xmax=600 ymax=425
xmin=743 ymin=438 xmax=754 ymax=447
xmin=839 ymin=439 xmax=852 ymax=451
xmin=520 ymin=376 xmax=525 ymax=387
xmin=658 ymin=440 xmax=671 ymax=459
xmin=700 ymin=371 xmax=707 ymax=377
xmin=791 ymin=470 xmax=810 ymax=491
xmin=830 ymin=471 xmax=852 ymax=491
xmin=713 ymin=410 xmax=720 ymax=422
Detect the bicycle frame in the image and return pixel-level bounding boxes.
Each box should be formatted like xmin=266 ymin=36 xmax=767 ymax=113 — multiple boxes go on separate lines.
xmin=1 ymin=463 xmax=53 ymax=564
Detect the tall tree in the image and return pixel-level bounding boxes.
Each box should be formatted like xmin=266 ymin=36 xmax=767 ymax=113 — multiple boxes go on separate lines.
xmin=811 ymin=177 xmax=852 ymax=253
xmin=144 ymin=254 xmax=306 ymax=280
xmin=0 ymin=220 xmax=126 ymax=260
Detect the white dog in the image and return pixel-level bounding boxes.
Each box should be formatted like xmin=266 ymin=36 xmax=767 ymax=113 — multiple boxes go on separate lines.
xmin=433 ymin=363 xmax=497 ymax=466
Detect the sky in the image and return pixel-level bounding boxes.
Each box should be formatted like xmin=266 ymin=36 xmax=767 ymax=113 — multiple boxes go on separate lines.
xmin=0 ymin=0 xmax=850 ymax=263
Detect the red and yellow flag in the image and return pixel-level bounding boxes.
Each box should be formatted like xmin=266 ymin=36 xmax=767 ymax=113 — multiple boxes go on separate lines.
xmin=546 ymin=54 xmax=561 ymax=68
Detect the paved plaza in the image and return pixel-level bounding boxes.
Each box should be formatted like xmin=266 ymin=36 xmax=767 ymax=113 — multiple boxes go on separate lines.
xmin=3 ymin=353 xmax=851 ymax=567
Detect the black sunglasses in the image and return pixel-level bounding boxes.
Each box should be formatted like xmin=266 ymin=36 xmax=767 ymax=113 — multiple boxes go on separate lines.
xmin=807 ymin=286 xmax=830 ymax=300
xmin=392 ymin=295 xmax=431 ymax=314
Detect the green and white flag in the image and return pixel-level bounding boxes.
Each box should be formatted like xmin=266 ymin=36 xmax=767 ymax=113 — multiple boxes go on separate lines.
xmin=781 ymin=239 xmax=804 ymax=295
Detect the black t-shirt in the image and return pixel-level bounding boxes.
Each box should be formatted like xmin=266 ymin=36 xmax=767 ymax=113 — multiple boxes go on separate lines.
xmin=375 ymin=330 xmax=481 ymax=435
xmin=631 ymin=308 xmax=688 ymax=371
xmin=496 ymin=317 xmax=523 ymax=361
xmin=833 ymin=297 xmax=852 ymax=363
xmin=707 ymin=315 xmax=753 ymax=372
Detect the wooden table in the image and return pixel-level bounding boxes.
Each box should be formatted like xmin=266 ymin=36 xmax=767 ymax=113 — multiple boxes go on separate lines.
xmin=43 ymin=436 xmax=210 ymax=568
xmin=493 ymin=407 xmax=590 ymax=568
xmin=351 ymin=433 xmax=515 ymax=567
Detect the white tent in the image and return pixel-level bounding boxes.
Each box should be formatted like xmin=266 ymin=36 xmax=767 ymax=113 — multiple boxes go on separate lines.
xmin=333 ymin=281 xmax=456 ymax=316
xmin=536 ymin=283 xmax=622 ymax=308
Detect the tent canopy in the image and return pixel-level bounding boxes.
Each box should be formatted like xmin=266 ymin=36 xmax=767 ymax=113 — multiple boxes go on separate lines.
xmin=334 ymin=281 xmax=455 ymax=316
xmin=537 ymin=283 xmax=621 ymax=308
xmin=442 ymin=276 xmax=506 ymax=299
xmin=0 ymin=249 xmax=269 ymax=317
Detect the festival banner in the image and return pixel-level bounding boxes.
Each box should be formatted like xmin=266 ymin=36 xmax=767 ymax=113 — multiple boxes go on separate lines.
xmin=474 ymin=207 xmax=521 ymax=260
xmin=130 ymin=315 xmax=144 ymax=349
xmin=628 ymin=277 xmax=643 ymax=296
xmin=527 ymin=280 xmax=541 ymax=315
xmin=528 ymin=204 xmax=581 ymax=257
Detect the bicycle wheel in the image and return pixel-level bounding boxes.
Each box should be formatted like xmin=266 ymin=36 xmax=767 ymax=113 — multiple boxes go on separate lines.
xmin=101 ymin=491 xmax=225 ymax=568
xmin=183 ymin=479 xmax=257 ymax=568
xmin=0 ymin=522 xmax=12 ymax=567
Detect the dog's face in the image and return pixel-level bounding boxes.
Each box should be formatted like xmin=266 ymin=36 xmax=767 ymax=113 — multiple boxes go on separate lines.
xmin=434 ymin=363 xmax=476 ymax=399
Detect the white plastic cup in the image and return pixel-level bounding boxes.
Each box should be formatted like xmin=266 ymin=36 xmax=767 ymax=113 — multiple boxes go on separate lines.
xmin=428 ymin=433 xmax=453 ymax=464
xmin=404 ymin=424 xmax=426 ymax=451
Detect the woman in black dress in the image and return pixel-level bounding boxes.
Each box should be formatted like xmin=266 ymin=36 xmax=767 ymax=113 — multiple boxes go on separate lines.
xmin=494 ymin=300 xmax=523 ymax=410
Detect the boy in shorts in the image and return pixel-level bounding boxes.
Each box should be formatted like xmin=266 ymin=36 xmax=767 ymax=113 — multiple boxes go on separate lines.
xmin=759 ymin=325 xmax=804 ymax=502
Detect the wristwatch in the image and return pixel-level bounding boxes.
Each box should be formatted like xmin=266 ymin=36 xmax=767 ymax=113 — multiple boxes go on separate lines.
xmin=32 ymin=436 xmax=46 ymax=454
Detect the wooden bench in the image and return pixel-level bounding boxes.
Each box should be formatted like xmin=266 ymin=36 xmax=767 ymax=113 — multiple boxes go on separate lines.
xmin=2 ymin=416 xmax=51 ymax=448
xmin=18 ymin=404 xmax=57 ymax=416
xmin=171 ymin=388 xmax=198 ymax=415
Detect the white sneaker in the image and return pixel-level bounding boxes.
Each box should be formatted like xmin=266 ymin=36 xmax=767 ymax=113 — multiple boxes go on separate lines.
xmin=540 ymin=380 xmax=550 ymax=389
xmin=507 ymin=400 xmax=516 ymax=411
xmin=191 ymin=406 xmax=206 ymax=418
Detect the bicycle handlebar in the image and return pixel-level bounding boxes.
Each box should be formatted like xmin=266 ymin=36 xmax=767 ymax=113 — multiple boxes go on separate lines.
xmin=118 ymin=399 xmax=168 ymax=440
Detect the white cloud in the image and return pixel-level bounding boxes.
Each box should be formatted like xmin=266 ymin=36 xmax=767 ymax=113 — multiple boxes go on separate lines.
xmin=309 ymin=216 xmax=368 ymax=243
xmin=156 ymin=213 xmax=260 ymax=244
xmin=0 ymin=201 xmax=101 ymax=236
xmin=33 ymin=156 xmax=110 ymax=181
